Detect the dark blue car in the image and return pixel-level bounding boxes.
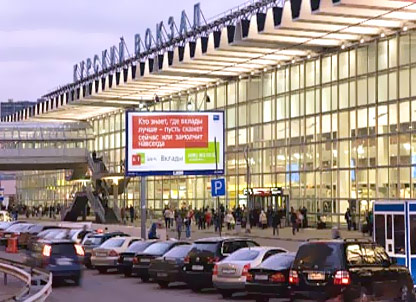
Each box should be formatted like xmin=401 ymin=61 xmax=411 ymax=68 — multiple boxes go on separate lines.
xmin=26 ymin=239 xmax=84 ymax=286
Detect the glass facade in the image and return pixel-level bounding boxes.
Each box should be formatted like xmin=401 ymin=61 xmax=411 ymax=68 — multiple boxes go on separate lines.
xmin=16 ymin=31 xmax=416 ymax=225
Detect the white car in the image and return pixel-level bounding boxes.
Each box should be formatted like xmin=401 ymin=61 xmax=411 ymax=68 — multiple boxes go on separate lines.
xmin=0 ymin=211 xmax=12 ymax=222
xmin=212 ymin=246 xmax=288 ymax=298
xmin=91 ymin=236 xmax=142 ymax=274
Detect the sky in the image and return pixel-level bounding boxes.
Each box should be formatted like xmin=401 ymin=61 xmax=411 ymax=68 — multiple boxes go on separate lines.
xmin=0 ymin=0 xmax=246 ymax=102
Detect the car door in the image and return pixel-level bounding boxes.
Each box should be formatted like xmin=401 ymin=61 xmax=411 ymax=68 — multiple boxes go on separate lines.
xmin=374 ymin=245 xmax=399 ymax=299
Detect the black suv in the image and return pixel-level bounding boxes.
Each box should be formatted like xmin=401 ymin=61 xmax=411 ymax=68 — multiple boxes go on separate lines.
xmin=183 ymin=237 xmax=259 ymax=292
xmin=289 ymin=239 xmax=415 ymax=302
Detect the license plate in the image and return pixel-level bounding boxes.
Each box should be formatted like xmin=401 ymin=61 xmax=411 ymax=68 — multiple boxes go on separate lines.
xmin=222 ymin=269 xmax=236 ymax=275
xmin=192 ymin=265 xmax=204 ymax=271
xmin=157 ymin=272 xmax=168 ymax=277
xmin=141 ymin=259 xmax=151 ymax=263
xmin=255 ymin=274 xmax=269 ymax=281
xmin=97 ymin=253 xmax=107 ymax=257
xmin=4 ymin=234 xmax=10 ymax=238
xmin=57 ymin=258 xmax=73 ymax=266
xmin=124 ymin=257 xmax=133 ymax=262
xmin=308 ymin=272 xmax=325 ymax=281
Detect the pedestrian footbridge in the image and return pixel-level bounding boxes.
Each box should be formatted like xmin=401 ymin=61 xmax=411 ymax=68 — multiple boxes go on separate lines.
xmin=0 ymin=122 xmax=93 ymax=171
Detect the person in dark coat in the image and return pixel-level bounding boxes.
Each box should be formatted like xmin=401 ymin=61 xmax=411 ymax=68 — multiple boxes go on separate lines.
xmin=129 ymin=206 xmax=134 ymax=223
xmin=290 ymin=207 xmax=297 ymax=235
xmin=148 ymin=223 xmax=159 ymax=239
xmin=272 ymin=211 xmax=281 ymax=236
xmin=176 ymin=215 xmax=183 ymax=240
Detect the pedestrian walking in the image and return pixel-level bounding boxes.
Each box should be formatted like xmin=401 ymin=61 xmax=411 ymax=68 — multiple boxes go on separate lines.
xmin=164 ymin=207 xmax=171 ymax=229
xmin=260 ymin=210 xmax=267 ymax=229
xmin=345 ymin=208 xmax=352 ymax=231
xmin=185 ymin=212 xmax=192 ymax=239
xmin=290 ymin=207 xmax=297 ymax=235
xmin=129 ymin=205 xmax=134 ymax=224
xmin=176 ymin=215 xmax=183 ymax=240
xmin=272 ymin=211 xmax=280 ymax=236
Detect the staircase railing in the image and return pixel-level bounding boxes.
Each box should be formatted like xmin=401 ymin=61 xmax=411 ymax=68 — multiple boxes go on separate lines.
xmin=85 ymin=184 xmax=105 ymax=223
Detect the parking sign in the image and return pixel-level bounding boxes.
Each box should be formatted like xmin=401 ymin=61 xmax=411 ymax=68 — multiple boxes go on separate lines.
xmin=211 ymin=179 xmax=225 ymax=197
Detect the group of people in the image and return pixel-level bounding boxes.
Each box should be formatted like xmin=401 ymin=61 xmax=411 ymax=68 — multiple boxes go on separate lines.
xmin=1 ymin=204 xmax=63 ymax=220
xmin=289 ymin=206 xmax=309 ymax=235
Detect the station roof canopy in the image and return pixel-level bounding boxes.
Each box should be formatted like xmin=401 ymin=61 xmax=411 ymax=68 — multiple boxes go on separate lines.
xmin=3 ymin=0 xmax=416 ymax=122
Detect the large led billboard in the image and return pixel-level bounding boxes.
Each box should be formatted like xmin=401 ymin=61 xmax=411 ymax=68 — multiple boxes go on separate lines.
xmin=126 ymin=111 xmax=224 ymax=176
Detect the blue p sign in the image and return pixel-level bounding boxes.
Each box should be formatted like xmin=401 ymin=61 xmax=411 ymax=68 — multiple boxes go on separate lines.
xmin=211 ymin=179 xmax=226 ymax=197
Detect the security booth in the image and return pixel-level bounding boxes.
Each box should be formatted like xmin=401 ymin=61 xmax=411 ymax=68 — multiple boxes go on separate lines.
xmin=373 ymin=201 xmax=416 ymax=283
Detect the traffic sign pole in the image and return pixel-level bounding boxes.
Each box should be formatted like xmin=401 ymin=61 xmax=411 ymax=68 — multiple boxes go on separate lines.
xmin=214 ymin=137 xmax=221 ymax=237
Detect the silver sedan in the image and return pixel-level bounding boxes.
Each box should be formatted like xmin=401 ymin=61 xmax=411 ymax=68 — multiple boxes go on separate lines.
xmin=212 ymin=246 xmax=288 ymax=298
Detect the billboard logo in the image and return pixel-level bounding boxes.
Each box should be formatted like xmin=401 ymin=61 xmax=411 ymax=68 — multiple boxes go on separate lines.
xmin=213 ymin=115 xmax=220 ymax=121
xmin=132 ymin=153 xmax=145 ymax=166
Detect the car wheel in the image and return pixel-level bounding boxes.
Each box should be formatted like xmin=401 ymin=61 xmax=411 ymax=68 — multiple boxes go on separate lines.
xmin=97 ymin=268 xmax=107 ymax=274
xmin=85 ymin=263 xmax=93 ymax=269
xmin=218 ymin=289 xmax=233 ymax=298
xmin=124 ymin=270 xmax=132 ymax=278
xmin=141 ymin=276 xmax=149 ymax=283
xmin=158 ymin=281 xmax=169 ymax=289
xmin=400 ymin=286 xmax=415 ymax=302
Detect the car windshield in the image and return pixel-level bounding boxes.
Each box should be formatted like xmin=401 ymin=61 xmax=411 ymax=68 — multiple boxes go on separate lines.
xmin=28 ymin=225 xmax=43 ymax=233
xmin=7 ymin=224 xmax=30 ymax=232
xmin=101 ymin=238 xmax=125 ymax=248
xmin=143 ymin=242 xmax=171 ymax=255
xmin=84 ymin=236 xmax=103 ymax=246
xmin=192 ymin=242 xmax=218 ymax=254
xmin=126 ymin=241 xmax=153 ymax=253
xmin=163 ymin=245 xmax=192 ymax=258
xmin=225 ymin=248 xmax=260 ymax=261
xmin=261 ymin=254 xmax=295 ymax=270
xmin=44 ymin=230 xmax=66 ymax=239
xmin=293 ymin=243 xmax=343 ymax=270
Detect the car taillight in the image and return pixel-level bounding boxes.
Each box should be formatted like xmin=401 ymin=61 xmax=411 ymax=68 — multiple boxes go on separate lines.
xmin=133 ymin=257 xmax=139 ymax=265
xmin=42 ymin=245 xmax=52 ymax=257
xmin=12 ymin=233 xmax=18 ymax=238
xmin=109 ymin=250 xmax=118 ymax=257
xmin=242 ymin=264 xmax=251 ymax=277
xmin=270 ymin=273 xmax=286 ymax=283
xmin=74 ymin=244 xmax=85 ymax=256
xmin=207 ymin=256 xmax=220 ymax=264
xmin=184 ymin=256 xmax=190 ymax=264
xmin=213 ymin=264 xmax=218 ymax=276
xmin=289 ymin=270 xmax=299 ymax=285
xmin=334 ymin=271 xmax=350 ymax=285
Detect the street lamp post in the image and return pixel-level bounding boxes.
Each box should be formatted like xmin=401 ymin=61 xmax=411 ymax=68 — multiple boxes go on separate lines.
xmin=244 ymin=145 xmax=251 ymax=233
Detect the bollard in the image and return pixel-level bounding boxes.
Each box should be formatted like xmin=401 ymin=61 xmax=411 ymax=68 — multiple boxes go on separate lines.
xmin=6 ymin=237 xmax=18 ymax=254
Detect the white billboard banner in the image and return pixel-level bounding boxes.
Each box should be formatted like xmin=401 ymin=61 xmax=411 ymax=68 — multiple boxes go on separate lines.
xmin=126 ymin=111 xmax=224 ymax=176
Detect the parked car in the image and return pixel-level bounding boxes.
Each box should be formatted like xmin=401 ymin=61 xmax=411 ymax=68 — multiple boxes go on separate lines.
xmin=118 ymin=240 xmax=158 ymax=277
xmin=133 ymin=241 xmax=190 ymax=282
xmin=82 ymin=232 xmax=129 ymax=269
xmin=91 ymin=236 xmax=141 ymax=274
xmin=0 ymin=220 xmax=25 ymax=231
xmin=149 ymin=244 xmax=193 ymax=288
xmin=183 ymin=237 xmax=259 ymax=292
xmin=26 ymin=239 xmax=84 ymax=286
xmin=289 ymin=239 xmax=415 ymax=302
xmin=19 ymin=224 xmax=61 ymax=249
xmin=0 ymin=211 xmax=12 ymax=222
xmin=26 ymin=228 xmax=64 ymax=250
xmin=246 ymin=252 xmax=296 ymax=302
xmin=213 ymin=246 xmax=288 ymax=298
xmin=0 ymin=223 xmax=34 ymax=246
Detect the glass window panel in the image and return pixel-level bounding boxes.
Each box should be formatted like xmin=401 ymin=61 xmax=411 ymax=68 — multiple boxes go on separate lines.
xmin=291 ymin=65 xmax=300 ymax=91
xmin=263 ymin=73 xmax=273 ymax=97
xmin=378 ymin=41 xmax=388 ymax=70
xmin=322 ymin=57 xmax=331 ymax=83
xmin=306 ymin=89 xmax=315 ymax=115
xmin=400 ymin=101 xmax=410 ymax=132
xmin=227 ymin=107 xmax=236 ymax=129
xmin=263 ymin=99 xmax=272 ymax=123
xmin=306 ymin=61 xmax=315 ymax=87
xmin=350 ymin=80 xmax=356 ymax=107
xmin=277 ymin=70 xmax=286 ymax=94
xmin=368 ymin=76 xmax=375 ymax=104
xmin=389 ymin=72 xmax=397 ymax=101
xmin=389 ymin=37 xmax=397 ymax=68
xmin=332 ymin=85 xmax=338 ymax=111
xmin=291 ymin=93 xmax=300 ymax=118
xmin=332 ymin=54 xmax=338 ymax=82
xmin=350 ymin=49 xmax=356 ymax=77
xmin=322 ymin=86 xmax=331 ymax=112
xmin=276 ymin=96 xmax=285 ymax=121
xmin=357 ymin=78 xmax=367 ymax=106
xmin=369 ymin=42 xmax=376 ymax=73
xmin=227 ymin=130 xmax=236 ymax=147
xmin=248 ymin=77 xmax=261 ymax=100
xmin=389 ymin=168 xmax=398 ymax=198
xmin=339 ymin=52 xmax=348 ymax=79
xmin=400 ymin=69 xmax=410 ymax=98
xmin=239 ymin=104 xmax=247 ymax=127
xmin=357 ymin=47 xmax=367 ymax=75
xmin=400 ymin=34 xmax=410 ymax=65
xmin=238 ymin=128 xmax=247 ymax=145
xmin=339 ymin=83 xmax=348 ymax=109
xmin=378 ymin=74 xmax=388 ymax=103
xmin=250 ymin=102 xmax=261 ymax=124
xmin=378 ymin=105 xmax=388 ymax=134
xmin=390 ymin=103 xmax=398 ymax=133
xmin=339 ymin=112 xmax=349 ymax=138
